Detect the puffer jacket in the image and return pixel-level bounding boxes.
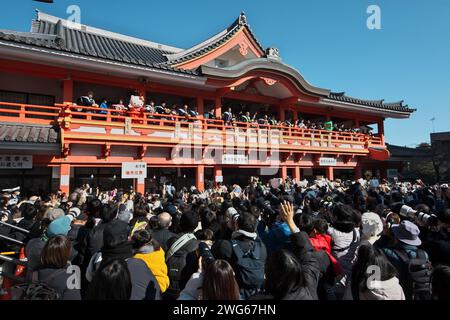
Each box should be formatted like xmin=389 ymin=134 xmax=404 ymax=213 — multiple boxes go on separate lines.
xmin=134 ymin=246 xmax=170 ymax=293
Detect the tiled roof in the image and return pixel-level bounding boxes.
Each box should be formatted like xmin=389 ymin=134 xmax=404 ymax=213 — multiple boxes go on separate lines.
xmin=0 ymin=14 xmax=198 ymax=75
xmin=0 ymin=123 xmax=59 ymax=144
xmin=431 ymin=132 xmax=450 ymax=142
xmin=329 ymin=92 xmax=416 ymax=113
xmin=163 ymin=12 xmax=265 ymax=66
xmin=386 ymin=144 xmax=431 ymax=159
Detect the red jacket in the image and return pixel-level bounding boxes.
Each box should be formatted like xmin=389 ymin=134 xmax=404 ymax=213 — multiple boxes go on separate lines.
xmin=309 ymin=234 xmax=344 ymax=276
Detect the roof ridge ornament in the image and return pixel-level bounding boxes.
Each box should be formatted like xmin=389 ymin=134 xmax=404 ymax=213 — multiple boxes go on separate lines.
xmin=265 ymin=47 xmax=281 ymax=61
xmin=239 ymin=11 xmax=247 ymax=25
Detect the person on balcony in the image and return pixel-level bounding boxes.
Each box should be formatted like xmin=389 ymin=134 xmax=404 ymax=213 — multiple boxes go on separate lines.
xmin=154 ymin=101 xmax=165 ymax=115
xmin=222 ymin=107 xmax=233 ymax=125
xmin=188 ymin=106 xmax=198 ymax=118
xmin=240 ymin=111 xmax=251 ymax=123
xmin=98 ymin=98 xmax=109 ymax=116
xmin=204 ymin=108 xmax=216 ymax=120
xmin=110 ymin=99 xmax=127 ymax=122
xmin=112 ymin=99 xmax=127 ymax=113
xmin=297 ymin=119 xmax=307 ymax=129
xmin=145 ymin=100 xmax=156 ymax=114
xmin=76 ymin=91 xmax=98 ymax=112
xmin=268 ymin=116 xmax=278 ymax=126
xmin=258 ymin=114 xmax=269 ymax=125
xmin=177 ymin=104 xmax=190 ymax=122
xmin=284 ymin=118 xmax=293 ymax=127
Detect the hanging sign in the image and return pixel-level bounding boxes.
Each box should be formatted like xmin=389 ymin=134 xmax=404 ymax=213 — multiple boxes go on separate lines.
xmin=319 ymin=157 xmax=337 ymax=166
xmin=122 ymin=162 xmax=147 ymax=179
xmin=0 ymin=155 xmax=33 ymax=169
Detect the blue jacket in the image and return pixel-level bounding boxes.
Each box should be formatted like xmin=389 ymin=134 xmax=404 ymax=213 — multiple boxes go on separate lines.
xmin=99 ymin=102 xmax=108 ymax=114
xmin=257 ymin=220 xmax=292 ymax=254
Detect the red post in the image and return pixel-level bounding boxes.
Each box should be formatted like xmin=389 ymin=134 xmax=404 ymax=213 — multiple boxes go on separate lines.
xmin=326 ymin=167 xmax=334 ymax=181
xmin=378 ymin=119 xmax=385 ymax=144
xmin=213 ymin=165 xmax=222 ymax=187
xmin=293 ymin=166 xmax=301 ymax=181
xmin=136 ymin=177 xmax=145 ymax=194
xmin=214 ymin=96 xmax=222 ymax=119
xmin=197 ymin=97 xmax=204 ymax=119
xmin=293 ymin=109 xmax=298 ymax=122
xmin=60 ymin=163 xmax=71 ymax=194
xmin=280 ymin=166 xmax=288 ymax=180
xmin=63 ymin=79 xmax=73 ymax=104
xmin=279 ymin=105 xmax=285 ymax=122
xmin=196 ymin=165 xmax=205 ymax=192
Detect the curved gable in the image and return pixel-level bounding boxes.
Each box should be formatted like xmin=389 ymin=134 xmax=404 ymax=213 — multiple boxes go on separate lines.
xmin=165 ymin=12 xmax=265 ymax=70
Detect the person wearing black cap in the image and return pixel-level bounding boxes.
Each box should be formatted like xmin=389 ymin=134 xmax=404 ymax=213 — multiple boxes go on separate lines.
xmin=164 ymin=211 xmax=200 ymax=300
xmin=212 ymin=211 xmax=267 ymax=299
xmin=85 ymin=219 xmax=161 ymax=300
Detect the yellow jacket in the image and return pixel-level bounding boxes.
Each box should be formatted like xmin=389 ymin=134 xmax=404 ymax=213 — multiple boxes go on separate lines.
xmin=134 ymin=249 xmax=170 ymax=293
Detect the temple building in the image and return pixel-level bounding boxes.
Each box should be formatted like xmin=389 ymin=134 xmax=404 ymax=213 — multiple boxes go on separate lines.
xmin=0 ymin=11 xmax=416 ymax=194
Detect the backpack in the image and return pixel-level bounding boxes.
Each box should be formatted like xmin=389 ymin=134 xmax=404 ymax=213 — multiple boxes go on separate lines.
xmin=164 ymin=234 xmax=198 ymax=299
xmin=231 ymin=239 xmax=265 ymax=299
xmin=11 ymin=271 xmax=63 ymax=300
xmin=394 ymin=249 xmax=433 ymax=300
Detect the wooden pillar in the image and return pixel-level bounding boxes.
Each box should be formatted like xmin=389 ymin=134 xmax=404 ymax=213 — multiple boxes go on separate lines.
xmin=136 ymin=177 xmax=145 ymax=195
xmin=293 ymin=166 xmax=301 ymax=181
xmin=213 ymin=165 xmax=222 ymax=187
xmin=326 ymin=166 xmax=334 ymax=181
xmin=215 ymin=96 xmax=222 ymax=119
xmin=355 ymin=119 xmax=360 ymax=128
xmin=63 ymin=79 xmax=73 ymax=104
xmin=280 ymin=166 xmax=288 ymax=180
xmin=60 ymin=163 xmax=71 ymax=194
xmin=293 ymin=109 xmax=298 ymax=122
xmin=138 ymin=86 xmax=146 ymax=102
xmin=197 ymin=96 xmax=204 ymax=119
xmin=279 ymin=105 xmax=285 ymax=122
xmin=196 ymin=165 xmax=205 ymax=192
xmin=378 ymin=119 xmax=385 ymax=144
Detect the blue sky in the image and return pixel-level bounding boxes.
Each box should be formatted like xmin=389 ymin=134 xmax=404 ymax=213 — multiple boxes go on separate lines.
xmin=1 ymin=0 xmax=449 ymax=146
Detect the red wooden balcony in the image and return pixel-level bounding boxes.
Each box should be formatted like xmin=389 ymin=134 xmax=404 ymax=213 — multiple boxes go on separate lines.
xmin=0 ymin=101 xmax=386 ymax=157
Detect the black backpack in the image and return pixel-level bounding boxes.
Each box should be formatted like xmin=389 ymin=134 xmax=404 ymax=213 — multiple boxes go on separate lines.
xmin=164 ymin=238 xmax=198 ymax=300
xmin=231 ymin=239 xmax=265 ymax=299
xmin=11 ymin=271 xmax=62 ymax=300
xmin=394 ymin=249 xmax=433 ymax=300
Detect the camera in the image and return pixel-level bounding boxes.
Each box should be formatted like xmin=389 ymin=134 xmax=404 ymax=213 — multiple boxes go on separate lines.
xmin=399 ymin=205 xmax=438 ymax=226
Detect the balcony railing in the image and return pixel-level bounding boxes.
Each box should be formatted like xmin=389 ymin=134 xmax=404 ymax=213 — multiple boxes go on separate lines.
xmin=0 ymin=101 xmax=385 ymax=150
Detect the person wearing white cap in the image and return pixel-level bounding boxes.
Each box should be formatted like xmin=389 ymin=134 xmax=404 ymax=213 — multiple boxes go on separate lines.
xmin=360 ymin=212 xmax=384 ymax=245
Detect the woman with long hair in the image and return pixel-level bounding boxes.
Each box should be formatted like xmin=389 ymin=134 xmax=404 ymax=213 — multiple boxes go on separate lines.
xmin=86 ymin=259 xmax=132 ymax=300
xmin=352 ymin=244 xmax=405 ymax=300
xmin=201 ymin=259 xmax=240 ymax=300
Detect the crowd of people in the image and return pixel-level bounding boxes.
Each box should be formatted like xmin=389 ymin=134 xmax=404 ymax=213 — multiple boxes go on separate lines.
xmin=1 ymin=175 xmax=449 ymax=301
xmin=75 ymin=92 xmax=370 ymax=134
